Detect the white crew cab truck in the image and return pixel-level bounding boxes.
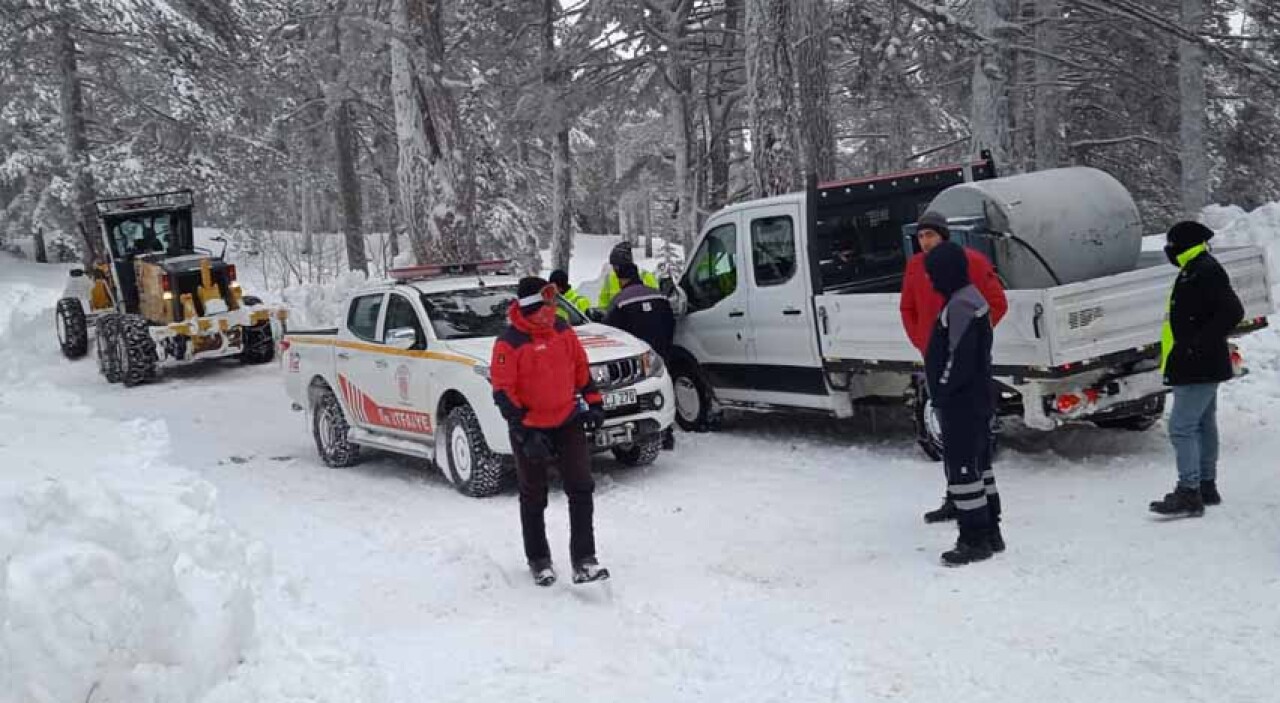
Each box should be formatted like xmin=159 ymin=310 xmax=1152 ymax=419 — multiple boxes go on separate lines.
xmin=667 ymin=160 xmax=1273 ymax=457
xmin=283 ymin=261 xmax=676 ymax=496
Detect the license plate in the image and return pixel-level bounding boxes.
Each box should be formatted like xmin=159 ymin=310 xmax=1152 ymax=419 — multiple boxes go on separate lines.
xmin=603 ymin=389 xmax=637 ymax=410
xmin=593 ymin=424 xmax=633 ymax=448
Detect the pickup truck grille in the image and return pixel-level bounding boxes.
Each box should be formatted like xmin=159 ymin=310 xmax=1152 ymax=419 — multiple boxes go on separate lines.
xmin=590 ymin=356 xmax=643 ymax=390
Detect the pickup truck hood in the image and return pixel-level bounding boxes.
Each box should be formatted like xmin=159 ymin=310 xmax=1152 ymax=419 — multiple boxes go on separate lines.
xmin=443 ymin=323 xmax=648 ymax=365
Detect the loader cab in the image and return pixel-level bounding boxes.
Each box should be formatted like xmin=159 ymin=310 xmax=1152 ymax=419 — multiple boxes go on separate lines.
xmin=95 ymin=190 xmax=201 ymax=317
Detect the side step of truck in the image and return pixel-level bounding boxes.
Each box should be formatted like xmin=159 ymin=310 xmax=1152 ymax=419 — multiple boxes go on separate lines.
xmin=347 ymin=428 xmax=435 ymax=459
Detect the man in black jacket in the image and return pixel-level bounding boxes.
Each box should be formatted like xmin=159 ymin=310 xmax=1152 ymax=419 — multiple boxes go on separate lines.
xmin=1149 ymin=221 xmax=1245 ymax=518
xmin=923 ymin=242 xmax=1003 ymax=566
xmin=604 ymin=262 xmax=677 ymax=449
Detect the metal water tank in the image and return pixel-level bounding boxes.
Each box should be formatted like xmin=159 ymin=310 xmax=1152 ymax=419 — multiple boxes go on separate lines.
xmin=926 ymin=167 xmax=1143 ymax=289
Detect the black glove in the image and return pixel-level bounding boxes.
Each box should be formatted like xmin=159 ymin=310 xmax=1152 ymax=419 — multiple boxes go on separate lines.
xmin=581 ymin=403 xmax=605 ymax=432
xmin=586 ymin=308 xmax=606 ymax=322
xmin=513 ymin=426 xmax=555 ymax=461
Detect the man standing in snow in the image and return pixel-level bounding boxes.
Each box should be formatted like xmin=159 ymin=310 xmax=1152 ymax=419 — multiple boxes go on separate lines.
xmin=900 ymin=211 xmax=1007 ymax=524
xmin=1149 ymin=221 xmax=1244 ymax=518
xmin=491 ymin=276 xmax=611 ymax=586
xmin=923 ymin=242 xmax=1003 ymax=566
xmin=597 ymin=241 xmax=659 ymax=309
xmin=604 ymin=262 xmax=677 ymax=449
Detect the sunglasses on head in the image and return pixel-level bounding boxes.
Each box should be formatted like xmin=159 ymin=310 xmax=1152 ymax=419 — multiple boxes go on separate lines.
xmin=518 ymin=283 xmax=559 ymax=307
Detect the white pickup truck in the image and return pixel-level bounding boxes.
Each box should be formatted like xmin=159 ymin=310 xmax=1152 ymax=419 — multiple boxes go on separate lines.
xmin=282 ymin=262 xmax=676 ymax=496
xmin=667 ymin=161 xmax=1273 ymax=457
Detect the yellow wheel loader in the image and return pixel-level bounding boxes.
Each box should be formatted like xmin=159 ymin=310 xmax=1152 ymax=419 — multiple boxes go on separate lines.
xmin=55 ymin=190 xmax=287 ymax=386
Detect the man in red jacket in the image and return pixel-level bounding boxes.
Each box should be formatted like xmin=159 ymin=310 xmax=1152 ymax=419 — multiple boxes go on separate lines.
xmin=900 ymin=211 xmax=1008 ymax=524
xmin=492 ymin=277 xmax=610 ymax=586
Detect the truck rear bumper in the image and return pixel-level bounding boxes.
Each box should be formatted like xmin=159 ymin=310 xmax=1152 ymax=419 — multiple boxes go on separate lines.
xmin=149 ymin=306 xmax=287 ymax=366
xmin=1016 ymin=366 xmax=1168 ymax=430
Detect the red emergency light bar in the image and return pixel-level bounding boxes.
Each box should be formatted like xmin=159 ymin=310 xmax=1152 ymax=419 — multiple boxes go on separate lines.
xmin=389 ymin=259 xmax=512 ymax=282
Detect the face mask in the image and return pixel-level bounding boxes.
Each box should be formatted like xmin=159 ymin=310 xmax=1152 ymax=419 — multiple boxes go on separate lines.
xmin=526 ymin=303 xmax=557 ymax=327
xmin=1164 ymin=244 xmax=1181 ymax=268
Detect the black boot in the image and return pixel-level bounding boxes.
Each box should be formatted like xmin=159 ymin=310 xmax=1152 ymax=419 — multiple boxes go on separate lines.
xmin=1149 ymin=485 xmax=1205 ymax=517
xmin=923 ymin=498 xmax=958 ymax=524
xmin=529 ymin=558 xmax=556 ymax=587
xmin=988 ymin=526 xmax=1006 ymax=553
xmin=572 ymin=556 xmax=610 ymax=584
xmin=941 ymin=538 xmax=993 ymax=567
xmin=1200 ymin=480 xmax=1221 ymax=506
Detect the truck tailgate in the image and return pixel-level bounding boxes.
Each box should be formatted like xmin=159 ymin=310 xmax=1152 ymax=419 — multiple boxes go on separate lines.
xmin=1038 ymin=246 xmax=1272 ymax=367
xmin=816 ymin=245 xmax=1273 ymax=369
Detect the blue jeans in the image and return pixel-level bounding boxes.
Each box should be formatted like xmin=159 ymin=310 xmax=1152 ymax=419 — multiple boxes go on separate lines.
xmin=1168 ymin=383 xmax=1220 ymax=488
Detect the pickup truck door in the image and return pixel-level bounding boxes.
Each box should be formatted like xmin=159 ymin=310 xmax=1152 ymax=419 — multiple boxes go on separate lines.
xmin=335 ymin=292 xmax=389 ymax=432
xmin=742 ymin=202 xmax=825 ymax=396
xmin=676 ymin=214 xmax=751 ymax=390
xmin=362 ymin=292 xmax=436 ymax=439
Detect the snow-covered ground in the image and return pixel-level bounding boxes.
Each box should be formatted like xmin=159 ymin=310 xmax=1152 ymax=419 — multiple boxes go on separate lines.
xmin=3 ymin=206 xmax=1280 ymax=702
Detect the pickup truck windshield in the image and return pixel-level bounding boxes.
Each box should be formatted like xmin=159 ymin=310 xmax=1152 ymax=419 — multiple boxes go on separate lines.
xmin=420 ymin=285 xmax=588 ymax=340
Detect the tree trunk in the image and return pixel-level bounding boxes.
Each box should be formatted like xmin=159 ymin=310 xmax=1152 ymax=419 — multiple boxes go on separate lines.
xmin=390 ymin=0 xmax=476 ymax=265
xmin=34 ymin=227 xmax=48 ymax=263
xmin=970 ymin=0 xmax=1014 ymax=167
xmin=56 ymin=19 xmax=101 ymax=266
xmin=544 ymin=0 xmax=574 ymax=273
xmin=1033 ymin=0 xmax=1063 ymax=171
xmin=1178 ymin=0 xmax=1209 ymax=215
xmin=794 ymin=0 xmax=834 ymax=181
xmin=550 ymin=128 xmax=574 ymax=272
xmin=746 ymin=0 xmax=800 ymax=197
xmin=333 ymin=102 xmax=367 ymax=274
xmin=705 ymin=0 xmax=741 ymax=211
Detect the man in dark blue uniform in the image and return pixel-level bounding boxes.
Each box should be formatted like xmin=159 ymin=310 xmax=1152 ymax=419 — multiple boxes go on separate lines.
xmin=923 ymin=242 xmax=1004 ymax=566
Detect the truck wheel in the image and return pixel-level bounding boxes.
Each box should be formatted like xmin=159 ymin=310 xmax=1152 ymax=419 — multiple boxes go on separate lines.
xmin=443 ymin=404 xmax=508 ymax=498
xmin=672 ymin=360 xmax=715 ymax=432
xmin=96 ymin=314 xmax=123 ymax=383
xmin=611 ymin=434 xmax=662 ymax=467
xmin=239 ymin=321 xmax=275 ymax=364
xmin=1094 ymin=395 xmax=1165 ymax=431
xmin=118 ymin=314 xmax=159 ymax=387
xmin=56 ymin=298 xmax=89 ymax=359
xmin=312 ymin=385 xmax=361 ymax=467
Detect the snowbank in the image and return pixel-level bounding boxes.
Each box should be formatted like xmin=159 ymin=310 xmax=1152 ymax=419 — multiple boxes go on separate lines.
xmin=0 ymin=268 xmax=386 ymax=703
xmin=1206 ymin=202 xmax=1280 ymax=290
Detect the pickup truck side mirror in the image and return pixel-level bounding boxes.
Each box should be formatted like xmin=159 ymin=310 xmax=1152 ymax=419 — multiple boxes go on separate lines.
xmin=386 ymin=327 xmax=419 ymax=350
xmin=668 ymin=283 xmax=688 ymax=317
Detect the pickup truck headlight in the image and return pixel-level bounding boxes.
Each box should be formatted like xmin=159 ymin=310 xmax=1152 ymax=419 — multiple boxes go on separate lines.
xmin=641 ymin=349 xmax=665 ymax=379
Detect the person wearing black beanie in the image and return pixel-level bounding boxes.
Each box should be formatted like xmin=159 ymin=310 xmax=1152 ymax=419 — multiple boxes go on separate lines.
xmin=923 ymin=242 xmax=1003 ymax=566
xmin=491 ymin=276 xmax=610 ymax=585
xmin=1149 ymin=221 xmax=1244 ymax=518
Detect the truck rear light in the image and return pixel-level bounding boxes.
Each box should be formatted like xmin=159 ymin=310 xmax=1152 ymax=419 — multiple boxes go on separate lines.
xmin=227 ymin=264 xmax=237 ymax=281
xmin=1084 ymin=388 xmax=1100 ymax=404
xmin=1055 ymin=393 xmax=1081 ymax=414
xmin=279 ymin=339 xmax=291 ymax=353
xmin=161 ymin=276 xmax=170 ymax=291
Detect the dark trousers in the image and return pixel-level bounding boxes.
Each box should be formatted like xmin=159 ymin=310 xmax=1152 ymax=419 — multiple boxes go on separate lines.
xmin=511 ymin=421 xmax=596 ymax=566
xmin=938 ymin=407 xmax=998 ymax=544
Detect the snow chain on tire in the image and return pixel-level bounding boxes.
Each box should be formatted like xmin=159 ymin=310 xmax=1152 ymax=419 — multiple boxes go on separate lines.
xmin=312 ymin=385 xmax=360 ymax=467
xmin=95 ymin=313 xmax=123 ymax=383
xmin=117 ymin=314 xmax=159 ymax=387
xmin=611 ymin=434 xmax=663 ymax=467
xmin=445 ymin=404 xmax=509 ymax=498
xmin=55 ymin=298 xmax=89 ymax=359
xmin=239 ymin=321 xmax=275 ymax=365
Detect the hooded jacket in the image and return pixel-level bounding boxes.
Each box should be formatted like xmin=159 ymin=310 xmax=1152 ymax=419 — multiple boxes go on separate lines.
xmin=1161 ymin=244 xmax=1244 ymax=385
xmin=491 ymin=302 xmax=602 ymax=429
xmin=900 ymin=247 xmax=1006 ymax=354
xmin=923 ymin=242 xmax=995 ymax=415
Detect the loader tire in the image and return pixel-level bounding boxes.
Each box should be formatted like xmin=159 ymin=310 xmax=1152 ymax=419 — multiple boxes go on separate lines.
xmin=239 ymin=321 xmax=275 ymax=364
xmin=96 ymin=314 xmax=123 ymax=384
xmin=118 ymin=314 xmax=159 ymax=387
xmin=56 ymin=298 xmax=89 ymax=359
xmin=312 ymin=385 xmax=360 ymax=467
